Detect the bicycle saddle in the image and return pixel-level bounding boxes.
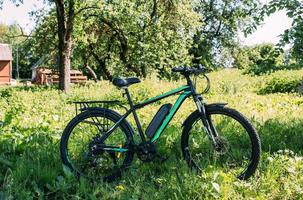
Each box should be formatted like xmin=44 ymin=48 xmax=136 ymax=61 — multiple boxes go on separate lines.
xmin=112 ymin=77 xmax=141 ymax=87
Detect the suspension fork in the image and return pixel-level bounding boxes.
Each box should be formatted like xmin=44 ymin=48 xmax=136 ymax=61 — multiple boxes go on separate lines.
xmin=186 ymin=74 xmax=218 ymax=147
xmin=194 ymin=96 xmax=218 ymax=147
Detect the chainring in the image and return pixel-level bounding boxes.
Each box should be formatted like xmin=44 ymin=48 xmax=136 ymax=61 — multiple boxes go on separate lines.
xmin=137 ymin=141 xmax=158 ymax=162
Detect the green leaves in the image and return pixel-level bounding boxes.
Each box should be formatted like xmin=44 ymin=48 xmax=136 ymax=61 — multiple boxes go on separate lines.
xmin=233 ymin=44 xmax=284 ymax=75
xmin=71 ymin=0 xmax=200 ymax=79
xmin=191 ymin=0 xmax=262 ymax=69
xmin=257 ymin=0 xmax=303 ymax=66
xmin=257 ymin=70 xmax=303 ymax=94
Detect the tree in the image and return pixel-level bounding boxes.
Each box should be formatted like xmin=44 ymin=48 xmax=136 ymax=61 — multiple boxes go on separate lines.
xmin=233 ymin=44 xmax=283 ymax=75
xmin=2 ymin=0 xmax=200 ymax=83
xmin=0 ymin=0 xmax=73 ymax=91
xmin=72 ymin=0 xmax=200 ymax=80
xmin=16 ymin=13 xmax=59 ymax=78
xmin=1 ymin=0 xmax=96 ymax=92
xmin=191 ymin=0 xmax=261 ymax=69
xmin=0 ymin=23 xmax=26 ymax=78
xmin=52 ymin=0 xmax=74 ymax=92
xmin=262 ymin=0 xmax=303 ymax=66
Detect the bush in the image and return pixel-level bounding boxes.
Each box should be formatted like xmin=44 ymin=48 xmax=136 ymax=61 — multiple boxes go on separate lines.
xmin=257 ymin=70 xmax=303 ymax=94
xmin=233 ymin=44 xmax=284 ymax=76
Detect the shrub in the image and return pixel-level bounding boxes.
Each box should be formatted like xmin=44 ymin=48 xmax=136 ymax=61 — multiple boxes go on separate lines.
xmin=257 ymin=70 xmax=303 ymax=94
xmin=233 ymin=44 xmax=284 ymax=75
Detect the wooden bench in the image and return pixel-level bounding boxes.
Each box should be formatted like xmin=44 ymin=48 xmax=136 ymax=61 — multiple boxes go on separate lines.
xmin=71 ymin=76 xmax=87 ymax=83
xmin=51 ymin=70 xmax=87 ymax=84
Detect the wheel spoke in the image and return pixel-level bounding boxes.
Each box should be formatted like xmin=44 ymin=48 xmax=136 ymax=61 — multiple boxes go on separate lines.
xmin=224 ymin=149 xmax=243 ymax=167
xmin=61 ymin=111 xmax=133 ymax=181
xmin=182 ymin=108 xmax=260 ymax=180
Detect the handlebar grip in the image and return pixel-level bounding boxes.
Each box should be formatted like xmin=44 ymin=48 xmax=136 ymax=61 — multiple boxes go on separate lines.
xmin=172 ymin=66 xmax=185 ymax=72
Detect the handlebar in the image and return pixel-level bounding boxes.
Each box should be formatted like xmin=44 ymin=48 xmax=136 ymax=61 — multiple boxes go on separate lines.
xmin=172 ymin=64 xmax=210 ymax=94
xmin=172 ymin=64 xmax=206 ymax=75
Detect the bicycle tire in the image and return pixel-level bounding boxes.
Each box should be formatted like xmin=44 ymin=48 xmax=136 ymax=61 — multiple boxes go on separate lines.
xmin=181 ymin=106 xmax=261 ymax=180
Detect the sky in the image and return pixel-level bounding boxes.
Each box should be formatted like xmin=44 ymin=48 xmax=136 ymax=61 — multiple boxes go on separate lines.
xmin=0 ymin=0 xmax=293 ymax=46
xmin=239 ymin=10 xmax=292 ymax=46
xmin=0 ymin=0 xmax=47 ymax=32
xmin=238 ymin=0 xmax=292 ymax=46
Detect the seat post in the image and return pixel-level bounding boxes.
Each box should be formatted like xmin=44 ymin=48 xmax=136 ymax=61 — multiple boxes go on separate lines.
xmin=124 ymin=87 xmax=134 ymax=107
xmin=124 ymin=87 xmax=146 ymax=142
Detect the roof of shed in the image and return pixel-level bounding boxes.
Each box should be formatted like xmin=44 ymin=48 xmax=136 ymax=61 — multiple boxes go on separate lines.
xmin=0 ymin=44 xmax=13 ymax=61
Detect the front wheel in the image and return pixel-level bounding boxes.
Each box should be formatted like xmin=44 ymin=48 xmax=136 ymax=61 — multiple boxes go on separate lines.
xmin=181 ymin=106 xmax=261 ymax=180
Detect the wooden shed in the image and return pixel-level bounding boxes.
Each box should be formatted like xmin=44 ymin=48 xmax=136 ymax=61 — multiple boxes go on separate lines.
xmin=0 ymin=44 xmax=13 ymax=84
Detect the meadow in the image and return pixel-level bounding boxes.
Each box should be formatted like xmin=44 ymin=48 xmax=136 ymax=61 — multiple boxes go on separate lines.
xmin=0 ymin=69 xmax=303 ymax=199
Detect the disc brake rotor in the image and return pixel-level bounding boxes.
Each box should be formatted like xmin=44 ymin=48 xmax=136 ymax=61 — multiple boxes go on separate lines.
xmin=215 ymin=136 xmax=230 ymax=155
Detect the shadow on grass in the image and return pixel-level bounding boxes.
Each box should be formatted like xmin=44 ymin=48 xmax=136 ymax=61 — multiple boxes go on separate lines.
xmin=160 ymin=118 xmax=303 ymax=156
xmin=0 ymin=126 xmax=63 ymax=194
xmin=1 ymin=118 xmax=303 ymax=199
xmin=257 ymin=118 xmax=303 ymax=154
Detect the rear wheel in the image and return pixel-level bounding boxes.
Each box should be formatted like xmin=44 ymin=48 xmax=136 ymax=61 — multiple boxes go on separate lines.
xmin=181 ymin=106 xmax=261 ymax=180
xmin=60 ymin=109 xmax=134 ymax=182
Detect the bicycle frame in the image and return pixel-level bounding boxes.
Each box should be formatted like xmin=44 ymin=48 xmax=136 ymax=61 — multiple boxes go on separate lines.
xmin=98 ymin=85 xmax=193 ymax=152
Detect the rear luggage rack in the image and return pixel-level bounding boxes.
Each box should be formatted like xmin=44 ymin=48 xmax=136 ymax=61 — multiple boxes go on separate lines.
xmin=73 ymin=100 xmax=127 ymax=115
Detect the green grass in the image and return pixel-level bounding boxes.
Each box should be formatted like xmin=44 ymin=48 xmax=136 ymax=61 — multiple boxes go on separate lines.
xmin=1 ymin=69 xmax=303 ymax=199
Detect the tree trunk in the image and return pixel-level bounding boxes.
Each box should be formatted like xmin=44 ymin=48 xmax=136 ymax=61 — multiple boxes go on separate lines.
xmin=89 ymin=44 xmax=113 ymax=81
xmin=54 ymin=0 xmax=74 ymax=93
xmin=61 ymin=39 xmax=71 ymax=92
xmin=91 ymin=52 xmax=113 ymax=81
xmin=85 ymin=64 xmax=98 ymax=82
xmin=141 ymin=65 xmax=147 ymax=78
xmin=84 ymin=58 xmax=98 ymax=82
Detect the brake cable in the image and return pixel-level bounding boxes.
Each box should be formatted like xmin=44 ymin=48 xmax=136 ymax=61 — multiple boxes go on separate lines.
xmin=193 ymin=74 xmax=211 ymax=94
xmin=202 ymin=74 xmax=211 ymax=94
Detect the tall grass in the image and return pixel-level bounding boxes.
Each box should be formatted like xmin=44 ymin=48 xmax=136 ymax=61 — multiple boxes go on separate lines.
xmin=0 ymin=69 xmax=303 ymax=199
